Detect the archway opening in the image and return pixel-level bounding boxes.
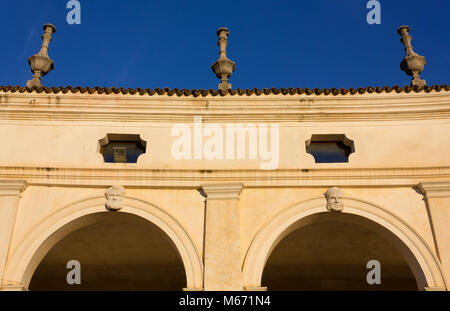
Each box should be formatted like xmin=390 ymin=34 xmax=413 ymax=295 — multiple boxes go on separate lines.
xmin=29 ymin=212 xmax=186 ymax=290
xmin=262 ymin=212 xmax=419 ymax=291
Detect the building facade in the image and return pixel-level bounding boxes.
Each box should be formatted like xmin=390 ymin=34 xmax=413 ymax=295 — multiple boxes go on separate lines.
xmin=0 ymin=85 xmax=449 ymax=291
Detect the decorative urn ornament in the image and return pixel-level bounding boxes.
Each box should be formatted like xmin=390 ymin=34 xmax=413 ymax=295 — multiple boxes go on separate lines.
xmin=26 ymin=23 xmax=56 ymax=88
xmin=397 ymin=25 xmax=426 ymax=87
xmin=211 ymin=27 xmax=236 ymax=91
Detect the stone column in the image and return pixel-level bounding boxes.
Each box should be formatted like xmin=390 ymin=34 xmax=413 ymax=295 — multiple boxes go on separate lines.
xmin=201 ymin=183 xmax=243 ymax=291
xmin=0 ymin=180 xmax=27 ymax=290
xmin=418 ymin=182 xmax=450 ymax=289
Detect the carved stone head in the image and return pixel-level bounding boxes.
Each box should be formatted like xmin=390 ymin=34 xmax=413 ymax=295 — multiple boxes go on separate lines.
xmin=105 ymin=185 xmax=125 ymax=211
xmin=324 ymin=187 xmax=344 ymax=212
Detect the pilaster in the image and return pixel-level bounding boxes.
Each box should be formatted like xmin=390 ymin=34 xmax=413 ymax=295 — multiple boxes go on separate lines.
xmin=201 ymin=183 xmax=243 ymax=291
xmin=418 ymin=182 xmax=450 ymax=289
xmin=0 ymin=180 xmax=27 ymax=290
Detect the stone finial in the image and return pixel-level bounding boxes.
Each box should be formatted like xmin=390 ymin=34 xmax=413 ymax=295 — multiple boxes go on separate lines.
xmin=324 ymin=187 xmax=344 ymax=212
xmin=105 ymin=185 xmax=125 ymax=211
xmin=26 ymin=23 xmax=56 ymax=88
xmin=211 ymin=27 xmax=236 ymax=91
xmin=397 ymin=25 xmax=426 ymax=87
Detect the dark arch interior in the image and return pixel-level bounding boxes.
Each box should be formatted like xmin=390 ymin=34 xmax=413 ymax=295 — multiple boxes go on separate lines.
xmin=262 ymin=213 xmax=418 ymax=291
xmin=29 ymin=212 xmax=186 ymax=290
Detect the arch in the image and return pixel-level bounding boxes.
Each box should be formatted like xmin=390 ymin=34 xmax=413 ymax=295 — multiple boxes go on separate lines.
xmin=242 ymin=196 xmax=446 ymax=290
xmin=5 ymin=196 xmax=203 ymax=290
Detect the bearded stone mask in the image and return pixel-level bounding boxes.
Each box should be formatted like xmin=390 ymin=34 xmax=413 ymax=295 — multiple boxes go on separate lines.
xmin=324 ymin=187 xmax=344 ymax=212
xmin=105 ymin=185 xmax=125 ymax=211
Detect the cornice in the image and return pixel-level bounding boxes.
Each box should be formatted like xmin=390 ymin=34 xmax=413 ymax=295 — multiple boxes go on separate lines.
xmin=1 ymin=87 xmax=449 ymax=123
xmin=1 ymin=85 xmax=449 ymax=97
xmin=0 ymin=166 xmax=449 ymax=188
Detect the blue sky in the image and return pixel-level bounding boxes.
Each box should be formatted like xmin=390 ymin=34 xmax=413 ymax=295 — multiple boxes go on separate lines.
xmin=1 ymin=0 xmax=448 ymax=89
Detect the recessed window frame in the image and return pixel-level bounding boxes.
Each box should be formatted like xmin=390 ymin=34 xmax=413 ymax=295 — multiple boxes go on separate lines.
xmin=305 ymin=134 xmax=355 ymax=163
xmin=99 ymin=134 xmax=147 ymax=164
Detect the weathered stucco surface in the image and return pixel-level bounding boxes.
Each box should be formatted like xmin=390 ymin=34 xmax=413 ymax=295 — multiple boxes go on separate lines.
xmin=0 ymin=89 xmax=449 ymax=291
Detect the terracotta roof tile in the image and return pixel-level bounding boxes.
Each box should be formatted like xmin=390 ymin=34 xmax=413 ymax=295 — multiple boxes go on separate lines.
xmin=0 ymin=85 xmax=448 ymax=97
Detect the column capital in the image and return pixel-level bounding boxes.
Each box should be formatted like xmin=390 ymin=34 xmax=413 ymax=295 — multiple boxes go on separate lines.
xmin=418 ymin=182 xmax=450 ymax=199
xmin=201 ymin=183 xmax=243 ymax=200
xmin=0 ymin=180 xmax=27 ymax=197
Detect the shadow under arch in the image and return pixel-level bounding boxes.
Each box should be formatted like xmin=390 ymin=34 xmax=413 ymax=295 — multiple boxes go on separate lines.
xmin=242 ymin=196 xmax=446 ymax=291
xmin=5 ymin=196 xmax=203 ymax=290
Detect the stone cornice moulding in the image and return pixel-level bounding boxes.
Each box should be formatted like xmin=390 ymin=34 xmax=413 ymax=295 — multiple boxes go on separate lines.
xmin=201 ymin=183 xmax=244 ymax=200
xmin=1 ymin=167 xmax=450 ymax=188
xmin=1 ymin=91 xmax=449 ymax=123
xmin=418 ymin=182 xmax=450 ymax=198
xmin=0 ymin=180 xmax=27 ymax=197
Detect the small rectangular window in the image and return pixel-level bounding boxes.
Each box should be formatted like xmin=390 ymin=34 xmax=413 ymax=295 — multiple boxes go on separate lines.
xmin=306 ymin=134 xmax=355 ymax=163
xmin=99 ymin=134 xmax=147 ymax=163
